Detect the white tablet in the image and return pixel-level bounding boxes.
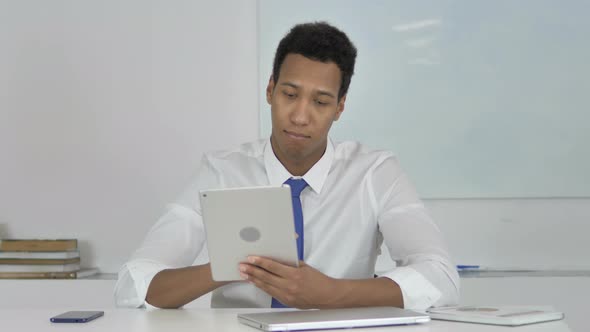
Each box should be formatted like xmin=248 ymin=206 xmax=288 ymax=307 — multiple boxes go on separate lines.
xmin=427 ymin=306 xmax=564 ymax=326
xmin=199 ymin=185 xmax=299 ymax=281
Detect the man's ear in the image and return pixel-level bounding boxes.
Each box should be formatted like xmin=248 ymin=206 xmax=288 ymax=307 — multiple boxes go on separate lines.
xmin=266 ymin=76 xmax=275 ymax=105
xmin=334 ymin=94 xmax=346 ymax=121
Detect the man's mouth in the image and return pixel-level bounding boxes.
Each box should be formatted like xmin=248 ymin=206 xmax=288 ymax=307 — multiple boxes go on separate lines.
xmin=284 ymin=130 xmax=310 ymax=140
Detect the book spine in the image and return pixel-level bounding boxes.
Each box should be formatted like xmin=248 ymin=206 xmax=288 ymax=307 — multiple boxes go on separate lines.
xmin=0 ymin=239 xmax=78 ymax=252
xmin=0 ymin=263 xmax=80 ymax=273
xmin=0 ymin=251 xmax=80 ymax=259
xmin=0 ymin=271 xmax=77 ymax=279
xmin=0 ymin=258 xmax=80 ymax=265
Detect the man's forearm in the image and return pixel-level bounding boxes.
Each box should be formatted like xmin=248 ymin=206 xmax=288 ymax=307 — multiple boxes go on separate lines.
xmin=326 ymin=277 xmax=404 ymax=309
xmin=146 ymin=263 xmax=229 ymax=308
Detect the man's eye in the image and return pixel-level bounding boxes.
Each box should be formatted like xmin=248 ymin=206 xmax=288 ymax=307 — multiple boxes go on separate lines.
xmin=283 ymin=91 xmax=296 ymax=98
xmin=315 ymin=100 xmax=329 ymax=106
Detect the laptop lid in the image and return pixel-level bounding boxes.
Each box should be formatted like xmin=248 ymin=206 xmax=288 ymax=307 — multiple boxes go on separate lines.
xmin=237 ymin=307 xmax=430 ymax=331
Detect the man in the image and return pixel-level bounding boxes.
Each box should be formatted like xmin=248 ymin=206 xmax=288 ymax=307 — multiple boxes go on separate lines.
xmin=115 ymin=22 xmax=459 ymax=310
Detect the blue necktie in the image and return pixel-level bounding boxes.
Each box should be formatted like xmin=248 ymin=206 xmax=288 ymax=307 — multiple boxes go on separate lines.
xmin=271 ymin=177 xmax=308 ymax=308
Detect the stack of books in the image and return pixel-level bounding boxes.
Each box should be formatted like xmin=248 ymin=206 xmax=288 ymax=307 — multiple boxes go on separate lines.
xmin=0 ymin=239 xmax=98 ymax=279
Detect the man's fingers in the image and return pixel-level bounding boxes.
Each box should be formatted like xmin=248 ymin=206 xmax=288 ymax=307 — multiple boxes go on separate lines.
xmin=241 ymin=264 xmax=283 ymax=285
xmin=240 ymin=264 xmax=291 ymax=303
xmin=247 ymin=256 xmax=294 ymax=278
xmin=248 ymin=275 xmax=291 ymax=305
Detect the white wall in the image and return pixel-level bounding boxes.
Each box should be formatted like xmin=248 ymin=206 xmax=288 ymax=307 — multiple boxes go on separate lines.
xmin=375 ymin=198 xmax=590 ymax=272
xmin=0 ymin=0 xmax=259 ymax=272
xmin=426 ymin=198 xmax=590 ymax=270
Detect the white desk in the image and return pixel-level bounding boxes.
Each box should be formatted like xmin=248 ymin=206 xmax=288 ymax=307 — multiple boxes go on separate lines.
xmin=0 ymin=308 xmax=570 ymax=332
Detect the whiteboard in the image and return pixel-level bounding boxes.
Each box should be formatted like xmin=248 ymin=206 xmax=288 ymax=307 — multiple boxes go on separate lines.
xmin=258 ymin=0 xmax=590 ymax=198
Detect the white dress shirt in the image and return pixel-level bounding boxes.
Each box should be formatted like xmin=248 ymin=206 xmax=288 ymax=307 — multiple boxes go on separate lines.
xmin=114 ymin=138 xmax=460 ymax=310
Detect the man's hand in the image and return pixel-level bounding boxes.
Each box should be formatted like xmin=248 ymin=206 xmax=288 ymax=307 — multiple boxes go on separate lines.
xmin=146 ymin=264 xmax=230 ymax=308
xmin=239 ymin=256 xmax=341 ymax=309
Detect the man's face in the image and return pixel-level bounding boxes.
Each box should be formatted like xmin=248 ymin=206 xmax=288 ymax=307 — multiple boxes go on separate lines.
xmin=267 ymin=53 xmax=346 ymax=169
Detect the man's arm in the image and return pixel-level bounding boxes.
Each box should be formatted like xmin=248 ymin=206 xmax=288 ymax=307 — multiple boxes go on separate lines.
xmin=145 ymin=263 xmax=230 ymax=308
xmin=239 ymin=257 xmax=403 ymax=309
xmin=331 ymin=277 xmax=404 ymax=308
xmin=113 ymin=203 xmax=211 ymax=308
xmin=115 ymin=155 xmax=226 ymax=309
xmin=371 ymin=156 xmax=460 ymax=309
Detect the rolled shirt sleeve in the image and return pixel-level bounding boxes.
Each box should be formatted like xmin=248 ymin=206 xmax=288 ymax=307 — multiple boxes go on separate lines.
xmin=371 ymin=155 xmax=460 ymax=309
xmin=114 ymin=203 xmax=207 ymax=308
xmin=115 ymin=259 xmax=170 ymax=308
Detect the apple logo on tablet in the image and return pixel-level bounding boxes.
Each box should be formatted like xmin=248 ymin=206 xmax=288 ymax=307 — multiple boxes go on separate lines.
xmin=240 ymin=227 xmax=261 ymax=242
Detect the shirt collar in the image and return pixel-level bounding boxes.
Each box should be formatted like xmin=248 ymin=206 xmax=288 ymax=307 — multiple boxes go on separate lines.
xmin=263 ymin=137 xmax=334 ymax=195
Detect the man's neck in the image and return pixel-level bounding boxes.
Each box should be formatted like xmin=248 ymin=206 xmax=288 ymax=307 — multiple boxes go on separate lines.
xmin=270 ymin=137 xmax=326 ymax=177
xmin=283 ymin=159 xmax=315 ymax=177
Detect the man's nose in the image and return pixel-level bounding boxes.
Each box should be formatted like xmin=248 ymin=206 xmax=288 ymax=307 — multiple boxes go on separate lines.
xmin=290 ymin=99 xmax=311 ymax=125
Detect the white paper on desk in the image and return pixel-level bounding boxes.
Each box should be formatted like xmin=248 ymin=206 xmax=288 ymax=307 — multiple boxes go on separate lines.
xmin=427 ymin=306 xmax=564 ymax=326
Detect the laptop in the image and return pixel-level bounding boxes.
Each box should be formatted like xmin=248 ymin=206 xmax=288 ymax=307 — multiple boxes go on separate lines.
xmin=237 ymin=307 xmax=430 ymax=331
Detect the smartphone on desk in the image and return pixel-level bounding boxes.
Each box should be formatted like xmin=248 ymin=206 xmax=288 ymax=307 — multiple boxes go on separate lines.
xmin=50 ymin=311 xmax=104 ymax=323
